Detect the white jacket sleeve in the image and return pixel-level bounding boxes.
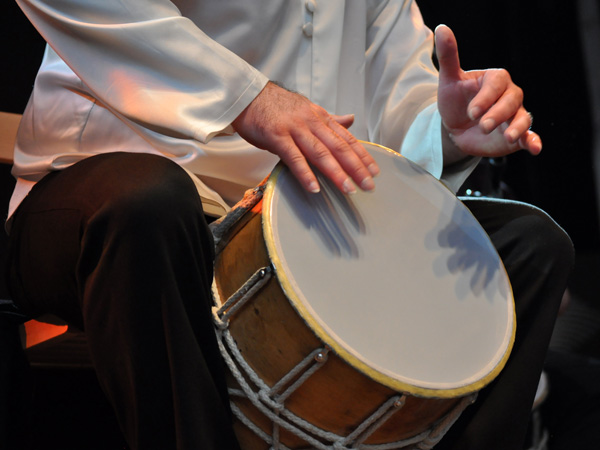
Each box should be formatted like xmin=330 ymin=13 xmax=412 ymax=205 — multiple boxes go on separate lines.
xmin=365 ymin=0 xmax=478 ymax=192
xmin=16 ymin=0 xmax=268 ymax=143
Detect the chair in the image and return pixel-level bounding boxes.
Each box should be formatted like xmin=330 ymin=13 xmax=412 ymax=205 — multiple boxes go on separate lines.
xmin=0 ymin=111 xmax=21 ymax=164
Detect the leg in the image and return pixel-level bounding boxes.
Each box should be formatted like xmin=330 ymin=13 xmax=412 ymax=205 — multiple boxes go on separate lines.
xmin=7 ymin=153 xmax=240 ymax=450
xmin=437 ymin=198 xmax=574 ymax=450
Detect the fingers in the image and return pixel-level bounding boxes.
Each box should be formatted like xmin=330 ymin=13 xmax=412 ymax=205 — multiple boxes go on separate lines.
xmin=274 ymin=130 xmax=376 ymax=195
xmin=467 ymin=70 xmax=541 ymax=155
xmin=518 ymin=129 xmax=543 ymax=155
xmin=504 ymin=108 xmax=532 ymax=143
xmin=233 ymin=82 xmax=380 ymax=194
xmin=292 ymin=110 xmax=378 ymax=194
xmin=272 ymin=137 xmax=323 ymax=193
xmin=435 ymin=24 xmax=462 ymax=83
xmin=304 ymin=113 xmax=379 ymax=193
xmin=331 ymin=113 xmax=355 ymax=129
xmin=468 ymin=69 xmax=521 ymax=126
xmin=434 ymin=25 xmax=541 ymax=157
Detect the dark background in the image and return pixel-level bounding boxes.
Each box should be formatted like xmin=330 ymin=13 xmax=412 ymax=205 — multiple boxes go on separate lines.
xmin=1 ymin=1 xmax=599 ymax=449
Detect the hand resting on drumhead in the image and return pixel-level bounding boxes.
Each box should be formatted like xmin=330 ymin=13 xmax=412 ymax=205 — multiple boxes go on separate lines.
xmin=232 ymin=81 xmax=380 ymax=195
xmin=435 ymin=24 xmax=542 ymax=165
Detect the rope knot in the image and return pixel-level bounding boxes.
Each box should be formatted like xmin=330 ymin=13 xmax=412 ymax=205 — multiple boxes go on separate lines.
xmin=211 ymin=306 xmax=228 ymax=330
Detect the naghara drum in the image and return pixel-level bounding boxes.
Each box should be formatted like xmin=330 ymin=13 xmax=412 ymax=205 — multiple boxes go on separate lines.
xmin=210 ymin=142 xmax=515 ymax=450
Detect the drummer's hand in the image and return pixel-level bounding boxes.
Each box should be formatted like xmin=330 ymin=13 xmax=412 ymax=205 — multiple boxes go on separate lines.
xmin=232 ymin=81 xmax=379 ymax=194
xmin=434 ymin=24 xmax=542 ymax=164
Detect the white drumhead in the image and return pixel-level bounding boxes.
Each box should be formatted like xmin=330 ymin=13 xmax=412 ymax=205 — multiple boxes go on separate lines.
xmin=263 ymin=143 xmax=515 ymax=397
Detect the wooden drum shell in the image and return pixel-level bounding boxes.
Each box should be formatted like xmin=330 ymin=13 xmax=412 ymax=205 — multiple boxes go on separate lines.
xmin=214 ymin=208 xmax=461 ymax=449
xmin=212 ymin=142 xmax=514 ymax=449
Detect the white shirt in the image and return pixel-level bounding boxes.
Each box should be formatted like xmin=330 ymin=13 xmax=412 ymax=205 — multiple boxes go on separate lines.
xmin=10 ymin=0 xmax=476 ymax=219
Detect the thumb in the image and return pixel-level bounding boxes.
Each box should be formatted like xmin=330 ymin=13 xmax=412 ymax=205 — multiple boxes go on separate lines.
xmin=331 ymin=113 xmax=355 ymax=129
xmin=435 ymin=24 xmax=462 ymax=82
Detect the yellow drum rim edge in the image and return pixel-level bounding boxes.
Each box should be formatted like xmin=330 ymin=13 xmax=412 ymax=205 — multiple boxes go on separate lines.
xmin=262 ymin=141 xmax=516 ymax=399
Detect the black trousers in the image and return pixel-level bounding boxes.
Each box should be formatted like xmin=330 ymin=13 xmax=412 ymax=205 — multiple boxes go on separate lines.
xmin=6 ymin=152 xmax=574 ymax=450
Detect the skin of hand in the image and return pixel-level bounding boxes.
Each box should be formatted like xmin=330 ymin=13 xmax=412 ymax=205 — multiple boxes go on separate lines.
xmin=231 ymin=81 xmax=380 ymax=195
xmin=434 ymin=24 xmax=542 ymax=165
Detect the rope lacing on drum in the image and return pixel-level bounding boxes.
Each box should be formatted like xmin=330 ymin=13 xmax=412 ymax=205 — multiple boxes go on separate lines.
xmin=212 ymin=265 xmax=273 ymax=329
xmin=414 ymin=394 xmax=477 ymax=450
xmin=338 ymin=395 xmax=406 ymax=449
xmin=217 ymin=321 xmax=442 ymax=450
xmin=216 ymin=326 xmax=338 ymax=449
xmin=211 ymin=271 xmax=476 ymax=450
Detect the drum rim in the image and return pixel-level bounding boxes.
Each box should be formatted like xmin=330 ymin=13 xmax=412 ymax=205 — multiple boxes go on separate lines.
xmin=262 ymin=141 xmax=516 ymax=398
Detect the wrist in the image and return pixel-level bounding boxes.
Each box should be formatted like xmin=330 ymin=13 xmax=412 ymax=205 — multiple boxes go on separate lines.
xmin=441 ymin=122 xmax=469 ymax=166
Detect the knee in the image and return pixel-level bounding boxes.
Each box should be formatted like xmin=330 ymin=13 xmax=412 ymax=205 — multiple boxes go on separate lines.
xmin=77 ymin=153 xmax=213 ymax=267
xmin=504 ymin=205 xmax=575 ymax=278
xmin=95 ymin=153 xmax=205 ymax=231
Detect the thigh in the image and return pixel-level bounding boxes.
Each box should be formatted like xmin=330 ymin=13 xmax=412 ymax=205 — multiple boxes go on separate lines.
xmin=6 ymin=152 xmax=211 ymax=326
xmin=461 ymin=197 xmax=574 ymax=315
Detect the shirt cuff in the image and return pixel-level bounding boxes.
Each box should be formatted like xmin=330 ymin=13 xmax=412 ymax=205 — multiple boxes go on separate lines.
xmin=400 ymin=103 xmax=479 ymax=193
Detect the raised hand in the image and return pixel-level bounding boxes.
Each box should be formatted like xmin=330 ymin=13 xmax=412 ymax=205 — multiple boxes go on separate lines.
xmin=434 ymin=24 xmax=542 ymax=161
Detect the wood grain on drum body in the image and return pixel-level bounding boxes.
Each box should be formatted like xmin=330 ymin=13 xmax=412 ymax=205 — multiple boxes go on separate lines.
xmin=214 ymin=205 xmax=462 ymax=449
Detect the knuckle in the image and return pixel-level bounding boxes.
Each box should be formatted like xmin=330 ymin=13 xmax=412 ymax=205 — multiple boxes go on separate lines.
xmin=311 ymin=145 xmax=332 ymax=163
xmin=331 ymin=142 xmax=362 ymax=170
xmin=506 ymin=96 xmax=521 ymax=112
xmin=285 ymin=150 xmax=306 ymax=166
xmin=505 ymin=80 xmax=524 ymax=101
xmin=340 ymin=129 xmax=360 ymax=147
xmin=330 ymin=138 xmax=351 ymax=156
xmin=494 ymin=68 xmax=512 ymax=82
xmin=515 ymin=86 xmax=524 ymax=102
xmin=486 ymin=69 xmax=510 ymax=92
xmin=310 ymin=103 xmax=328 ymax=116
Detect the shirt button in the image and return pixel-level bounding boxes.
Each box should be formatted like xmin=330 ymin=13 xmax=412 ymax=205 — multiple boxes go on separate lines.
xmin=302 ymin=22 xmax=314 ymax=37
xmin=305 ymin=0 xmax=316 ymax=13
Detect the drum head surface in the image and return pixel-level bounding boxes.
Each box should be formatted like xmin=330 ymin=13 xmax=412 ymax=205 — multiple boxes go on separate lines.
xmin=263 ymin=143 xmax=514 ymax=396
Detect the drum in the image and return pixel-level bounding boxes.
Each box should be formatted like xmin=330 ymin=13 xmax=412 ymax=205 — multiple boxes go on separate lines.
xmin=210 ymin=142 xmax=515 ymax=450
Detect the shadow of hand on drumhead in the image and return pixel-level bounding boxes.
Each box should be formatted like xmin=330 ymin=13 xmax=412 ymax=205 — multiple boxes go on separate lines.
xmin=286 ymin=171 xmax=365 ymax=259
xmin=427 ymin=201 xmax=504 ymax=303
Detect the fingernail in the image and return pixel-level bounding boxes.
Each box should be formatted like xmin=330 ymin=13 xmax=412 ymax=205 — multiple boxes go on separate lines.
xmin=481 ymin=118 xmax=495 ymax=133
xmin=342 ymin=178 xmax=357 ymax=195
xmin=360 ymin=176 xmax=375 ymax=192
xmin=468 ymin=106 xmax=481 ymax=121
xmin=531 ymin=136 xmax=542 ymax=153
xmin=507 ymin=129 xmax=519 ymax=143
xmin=308 ymin=180 xmax=320 ymax=193
xmin=368 ymin=163 xmax=380 ymax=177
